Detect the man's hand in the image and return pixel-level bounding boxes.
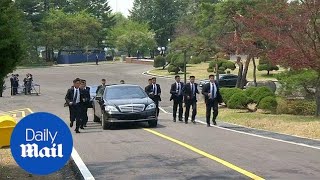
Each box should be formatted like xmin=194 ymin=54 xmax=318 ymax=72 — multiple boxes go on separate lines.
xmin=69 ymin=102 xmax=73 ymax=105
xmin=208 ymin=93 xmax=211 ymax=97
xmin=187 ymin=96 xmax=190 ymax=99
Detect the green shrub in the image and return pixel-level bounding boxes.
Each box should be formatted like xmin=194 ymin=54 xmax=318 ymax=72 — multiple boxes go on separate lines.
xmin=207 ymin=68 xmax=214 ymax=72
xmin=228 ymin=92 xmax=249 ymax=109
xmin=218 ymin=66 xmax=226 ymax=71
xmin=218 ymin=70 xmax=226 ymax=74
xmin=245 ymin=87 xmax=259 ymax=97
xmin=222 ymin=61 xmax=236 ymax=70
xmin=277 ymin=99 xmax=316 ymax=116
xmin=258 ymin=96 xmax=278 ymax=111
xmin=168 ymin=65 xmax=180 ymax=74
xmin=220 ymin=88 xmax=243 ymax=105
xmin=154 ymin=55 xmax=166 ymax=68
xmin=251 ymin=86 xmax=275 ymax=104
xmin=190 ymin=57 xmax=202 ymax=64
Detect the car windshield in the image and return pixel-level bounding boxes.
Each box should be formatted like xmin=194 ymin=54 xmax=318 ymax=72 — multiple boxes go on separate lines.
xmin=105 ymin=86 xmax=147 ymax=100
xmin=90 ymin=86 xmax=98 ymax=94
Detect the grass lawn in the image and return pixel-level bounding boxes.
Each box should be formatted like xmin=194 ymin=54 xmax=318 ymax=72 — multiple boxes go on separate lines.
xmin=150 ymin=60 xmax=283 ymax=81
xmin=196 ymin=101 xmax=320 ymax=140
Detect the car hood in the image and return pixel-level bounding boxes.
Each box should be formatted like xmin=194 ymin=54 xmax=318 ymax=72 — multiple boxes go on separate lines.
xmin=105 ymin=97 xmax=152 ymax=106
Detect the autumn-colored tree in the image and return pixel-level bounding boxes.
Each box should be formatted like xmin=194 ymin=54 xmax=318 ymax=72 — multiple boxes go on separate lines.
xmin=238 ymin=0 xmax=320 ymax=116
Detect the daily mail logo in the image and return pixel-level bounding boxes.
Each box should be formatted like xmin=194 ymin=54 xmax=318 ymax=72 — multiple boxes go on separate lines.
xmin=10 ymin=112 xmax=73 ymax=175
xmin=20 ymin=129 xmax=62 ymax=158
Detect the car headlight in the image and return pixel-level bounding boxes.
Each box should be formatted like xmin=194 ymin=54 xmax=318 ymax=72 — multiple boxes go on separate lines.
xmin=105 ymin=105 xmax=118 ymax=112
xmin=146 ymin=103 xmax=156 ymax=110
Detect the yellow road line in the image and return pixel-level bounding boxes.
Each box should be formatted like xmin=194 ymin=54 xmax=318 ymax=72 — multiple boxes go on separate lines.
xmin=143 ymin=128 xmax=265 ymax=180
xmin=0 ymin=108 xmax=30 ymax=113
xmin=21 ymin=111 xmax=26 ymax=117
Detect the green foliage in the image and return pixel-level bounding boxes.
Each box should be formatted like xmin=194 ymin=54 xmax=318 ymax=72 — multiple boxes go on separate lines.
xmin=276 ymin=69 xmax=318 ymax=98
xmin=244 ymin=87 xmax=259 ymax=97
xmin=220 ymin=88 xmax=243 ymax=105
xmin=277 ymin=99 xmax=316 ymax=116
xmin=154 ymin=55 xmax=166 ymax=67
xmin=190 ymin=56 xmax=202 ymax=64
xmin=111 ymin=20 xmax=156 ymax=57
xmin=207 ymin=68 xmax=214 ymax=72
xmin=227 ymin=92 xmax=249 ymax=109
xmin=42 ymin=10 xmax=102 ymax=50
xmin=168 ymin=65 xmax=180 ymax=74
xmin=258 ymin=96 xmax=278 ymax=111
xmin=251 ymin=86 xmax=275 ymax=104
xmin=208 ymin=59 xmax=236 ymax=73
xmin=130 ymin=0 xmax=189 ymax=46
xmin=0 ymin=0 xmax=25 ymax=96
xmin=257 ymin=56 xmax=279 ymax=74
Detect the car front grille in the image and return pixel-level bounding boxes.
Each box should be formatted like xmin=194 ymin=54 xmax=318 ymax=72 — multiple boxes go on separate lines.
xmin=118 ymin=104 xmax=145 ymax=113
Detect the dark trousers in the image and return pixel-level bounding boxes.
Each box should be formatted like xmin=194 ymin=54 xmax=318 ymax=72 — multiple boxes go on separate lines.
xmin=173 ymin=98 xmax=183 ymax=120
xmin=81 ymin=106 xmax=88 ymax=127
xmin=12 ymin=86 xmax=18 ymax=95
xmin=206 ymin=99 xmax=219 ymax=125
xmin=185 ymin=100 xmax=197 ymax=122
xmin=69 ymin=104 xmax=82 ymax=131
xmin=96 ymin=59 xmax=98 ymax=65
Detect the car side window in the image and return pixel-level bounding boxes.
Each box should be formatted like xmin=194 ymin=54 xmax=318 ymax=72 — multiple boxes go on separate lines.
xmin=96 ymin=87 xmax=105 ymax=97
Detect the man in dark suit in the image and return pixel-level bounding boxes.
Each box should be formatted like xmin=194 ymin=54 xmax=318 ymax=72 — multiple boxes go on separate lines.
xmin=170 ymin=75 xmax=184 ymax=122
xmin=202 ymin=74 xmax=223 ymax=127
xmin=80 ymin=79 xmax=90 ymax=129
xmin=145 ymin=77 xmax=161 ymax=117
xmin=96 ymin=79 xmax=106 ymax=94
xmin=145 ymin=79 xmax=152 ymax=92
xmin=183 ymin=76 xmax=199 ymax=124
xmin=10 ymin=74 xmax=14 ymax=96
xmin=65 ymin=78 xmax=83 ymax=133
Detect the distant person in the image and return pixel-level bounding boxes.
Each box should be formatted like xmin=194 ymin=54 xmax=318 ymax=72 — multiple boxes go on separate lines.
xmin=202 ymin=74 xmax=223 ymax=127
xmin=65 ymin=78 xmax=83 ymax=133
xmin=95 ymin=54 xmax=99 ymax=65
xmin=170 ymin=75 xmax=184 ymax=122
xmin=120 ymin=80 xmax=125 ymax=84
xmin=10 ymin=74 xmax=14 ymax=96
xmin=145 ymin=77 xmax=161 ymax=117
xmin=13 ymin=74 xmax=19 ymax=95
xmin=183 ymin=76 xmax=199 ymax=124
xmin=145 ymin=78 xmax=152 ymax=92
xmin=80 ymin=79 xmax=90 ymax=128
xmin=96 ymin=79 xmax=106 ymax=94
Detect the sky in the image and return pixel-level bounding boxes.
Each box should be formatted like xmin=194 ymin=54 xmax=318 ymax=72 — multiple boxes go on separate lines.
xmin=108 ymin=0 xmax=134 ymax=17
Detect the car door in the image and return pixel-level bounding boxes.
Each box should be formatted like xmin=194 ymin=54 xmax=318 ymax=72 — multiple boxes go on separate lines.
xmin=94 ymin=86 xmax=105 ymax=118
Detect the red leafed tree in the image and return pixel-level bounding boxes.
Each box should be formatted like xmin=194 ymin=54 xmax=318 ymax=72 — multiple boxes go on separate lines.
xmin=238 ymin=0 xmax=320 ymax=116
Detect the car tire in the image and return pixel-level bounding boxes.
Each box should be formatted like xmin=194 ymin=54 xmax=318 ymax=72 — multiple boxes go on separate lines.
xmin=148 ymin=120 xmax=158 ymax=128
xmin=101 ymin=113 xmax=112 ymax=130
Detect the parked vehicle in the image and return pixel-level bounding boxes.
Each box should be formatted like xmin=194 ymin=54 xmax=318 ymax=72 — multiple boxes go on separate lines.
xmin=87 ymin=85 xmax=98 ymax=108
xmin=199 ymin=74 xmax=246 ymax=88
xmin=92 ymin=84 xmax=157 ymax=129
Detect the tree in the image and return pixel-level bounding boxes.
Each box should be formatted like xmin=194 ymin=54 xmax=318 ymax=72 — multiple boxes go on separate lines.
xmin=130 ymin=0 xmax=189 ymax=46
xmin=111 ymin=20 xmax=156 ymax=57
xmin=239 ymin=0 xmax=320 ymax=116
xmin=257 ymin=55 xmax=279 ymax=75
xmin=42 ymin=10 xmax=102 ymax=51
xmin=0 ymin=0 xmax=25 ymax=97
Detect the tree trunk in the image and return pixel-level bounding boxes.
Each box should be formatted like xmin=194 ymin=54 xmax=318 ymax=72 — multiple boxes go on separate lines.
xmin=267 ymin=70 xmax=270 ymax=75
xmin=0 ymin=78 xmax=4 ymax=97
xmin=236 ymin=62 xmax=243 ymax=88
xmin=316 ymin=72 xmax=320 ymax=116
xmin=252 ymin=57 xmax=257 ymax=87
xmin=240 ymin=55 xmax=251 ymax=88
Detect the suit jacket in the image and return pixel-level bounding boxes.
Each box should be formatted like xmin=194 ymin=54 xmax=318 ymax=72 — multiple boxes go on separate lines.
xmin=201 ymin=81 xmax=223 ymax=104
xmin=64 ymin=87 xmax=85 ymax=107
xmin=145 ymin=83 xmax=161 ymax=101
xmin=81 ymin=87 xmax=91 ymax=107
xmin=170 ymin=82 xmax=184 ymax=101
xmin=96 ymin=85 xmax=106 ymax=94
xmin=183 ymin=82 xmax=199 ymax=103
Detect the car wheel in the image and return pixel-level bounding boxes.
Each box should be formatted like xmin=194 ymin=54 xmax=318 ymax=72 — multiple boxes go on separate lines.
xmin=101 ymin=113 xmax=112 ymax=130
xmin=148 ymin=120 xmax=158 ymax=128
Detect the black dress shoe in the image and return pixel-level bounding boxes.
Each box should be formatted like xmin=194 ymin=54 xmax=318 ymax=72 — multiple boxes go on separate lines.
xmin=179 ymin=118 xmax=183 ymax=121
xmin=80 ymin=127 xmax=84 ymax=129
xmin=70 ymin=121 xmax=74 ymax=128
xmin=212 ymin=120 xmax=217 ymax=125
xmin=185 ymin=121 xmax=188 ymax=124
xmin=192 ymin=120 xmax=196 ymax=124
xmin=207 ymin=124 xmax=210 ymax=127
xmin=75 ymin=130 xmax=80 ymax=133
xmin=84 ymin=125 xmax=87 ymax=127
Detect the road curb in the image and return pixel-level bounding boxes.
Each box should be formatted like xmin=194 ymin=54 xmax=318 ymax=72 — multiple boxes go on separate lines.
xmin=71 ymin=147 xmax=95 ymax=180
xmin=142 ymin=70 xmax=174 ymax=79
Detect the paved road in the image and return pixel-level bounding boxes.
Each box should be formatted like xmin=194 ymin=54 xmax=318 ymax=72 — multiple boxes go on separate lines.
xmin=1 ymin=62 xmax=320 ymax=179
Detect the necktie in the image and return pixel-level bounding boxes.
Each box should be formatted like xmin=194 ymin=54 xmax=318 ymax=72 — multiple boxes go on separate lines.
xmin=73 ymin=89 xmax=78 ymax=103
xmin=191 ymin=84 xmax=194 ymax=96
xmin=177 ymin=83 xmax=180 ymax=95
